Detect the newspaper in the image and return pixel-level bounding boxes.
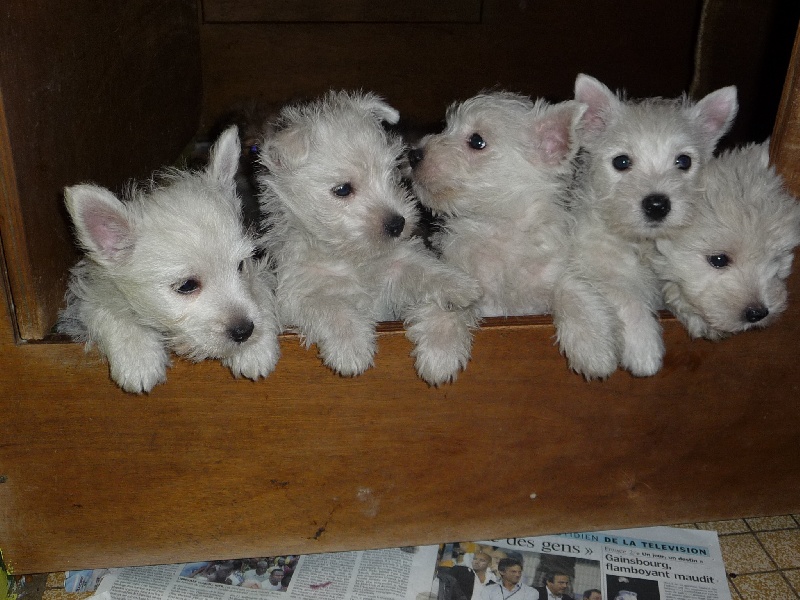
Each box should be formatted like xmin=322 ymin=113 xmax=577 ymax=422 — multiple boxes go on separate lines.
xmin=87 ymin=527 xmax=729 ymax=600
xmin=428 ymin=527 xmax=729 ymax=600
xmin=89 ymin=546 xmax=439 ymax=600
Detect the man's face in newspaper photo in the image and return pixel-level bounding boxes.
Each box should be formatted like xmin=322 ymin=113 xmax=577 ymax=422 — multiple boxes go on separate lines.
xmin=472 ymin=553 xmax=490 ymax=572
xmin=501 ymin=564 xmax=522 ymax=585
xmin=269 ymin=569 xmax=284 ymax=586
xmin=547 ymin=574 xmax=570 ymax=597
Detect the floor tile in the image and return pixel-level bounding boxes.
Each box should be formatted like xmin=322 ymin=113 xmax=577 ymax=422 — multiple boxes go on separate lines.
xmin=727 ymin=577 xmax=743 ymax=599
xmin=45 ymin=572 xmax=65 ymax=588
xmin=42 ymin=591 xmax=94 ymax=600
xmin=758 ymin=529 xmax=800 ymax=569
xmin=785 ymin=569 xmax=800 ymax=594
xmin=719 ymin=533 xmax=775 ymax=573
xmin=730 ymin=571 xmax=796 ymax=599
xmin=670 ymin=522 xmax=699 ymax=529
xmin=746 ymin=515 xmax=798 ymax=531
xmin=697 ymin=519 xmax=749 ymax=534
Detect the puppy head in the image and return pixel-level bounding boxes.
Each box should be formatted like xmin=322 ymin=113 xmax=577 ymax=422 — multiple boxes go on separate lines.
xmin=408 ymin=91 xmax=585 ymax=216
xmin=575 ymin=74 xmax=738 ymax=240
xmin=259 ymin=90 xmax=416 ymax=256
xmin=65 ymin=126 xmax=270 ymax=360
xmin=655 ymin=141 xmax=800 ymax=338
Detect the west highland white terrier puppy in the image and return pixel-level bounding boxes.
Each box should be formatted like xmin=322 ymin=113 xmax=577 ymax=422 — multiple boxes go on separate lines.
xmin=407 ymin=91 xmax=635 ymax=380
xmin=558 ymin=74 xmax=738 ymax=378
xmin=407 ymin=91 xmax=588 ymax=317
xmin=57 ymin=126 xmax=281 ymax=393
xmin=651 ymin=141 xmax=800 ymax=339
xmin=258 ymin=90 xmax=481 ymax=385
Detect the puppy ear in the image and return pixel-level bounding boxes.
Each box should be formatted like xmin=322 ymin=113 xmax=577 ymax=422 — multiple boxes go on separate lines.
xmin=353 ymin=92 xmax=400 ymax=125
xmin=260 ymin=125 xmax=310 ymax=172
xmin=207 ymin=125 xmax=241 ymax=187
xmin=574 ymin=74 xmax=618 ymax=134
xmin=528 ymin=100 xmax=587 ymax=167
xmin=65 ymin=184 xmax=135 ymax=264
xmin=691 ymin=86 xmax=738 ymax=150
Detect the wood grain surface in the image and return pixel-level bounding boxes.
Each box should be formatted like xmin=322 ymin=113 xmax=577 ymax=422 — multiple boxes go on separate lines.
xmin=0 ymin=0 xmax=201 ymax=340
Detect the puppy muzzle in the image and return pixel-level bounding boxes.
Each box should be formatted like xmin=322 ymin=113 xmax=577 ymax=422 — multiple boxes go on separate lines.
xmin=744 ymin=304 xmax=769 ymax=324
xmin=384 ymin=214 xmax=406 ymax=238
xmin=642 ymin=193 xmax=671 ymax=222
xmin=228 ymin=319 xmax=255 ymax=343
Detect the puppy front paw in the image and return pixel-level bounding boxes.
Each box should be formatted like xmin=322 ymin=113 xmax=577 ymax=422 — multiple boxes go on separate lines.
xmin=318 ymin=336 xmax=376 ymax=377
xmin=107 ymin=345 xmax=170 ymax=394
xmin=563 ymin=340 xmax=619 ymax=380
xmin=406 ymin=305 xmax=476 ymax=386
xmin=621 ymin=330 xmax=664 ymax=377
xmin=224 ymin=331 xmax=281 ymax=381
xmin=553 ymin=294 xmax=621 ymax=380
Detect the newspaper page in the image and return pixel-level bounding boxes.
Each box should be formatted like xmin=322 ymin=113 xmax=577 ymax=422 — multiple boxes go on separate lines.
xmin=427 ymin=527 xmax=729 ymax=600
xmin=85 ymin=527 xmax=728 ymax=600
xmin=89 ymin=546 xmax=438 ymax=600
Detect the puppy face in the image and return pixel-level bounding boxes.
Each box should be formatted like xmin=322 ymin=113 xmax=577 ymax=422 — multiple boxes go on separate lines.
xmin=261 ymin=91 xmax=418 ymax=256
xmin=575 ymin=74 xmax=738 ymax=240
xmin=409 ymin=92 xmax=585 ymax=216
xmin=655 ymin=142 xmax=800 ymax=337
xmin=66 ymin=126 xmax=270 ymax=360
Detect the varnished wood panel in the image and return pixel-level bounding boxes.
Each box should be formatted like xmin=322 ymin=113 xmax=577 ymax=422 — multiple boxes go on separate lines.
xmin=199 ymin=1 xmax=702 ymax=129
xmin=690 ymin=0 xmax=800 ymax=146
xmin=0 ymin=1 xmax=202 ymax=340
xmin=772 ymin=19 xmax=800 ymax=194
xmin=1 ymin=267 xmax=800 ymax=573
xmin=202 ymin=0 xmax=482 ymax=23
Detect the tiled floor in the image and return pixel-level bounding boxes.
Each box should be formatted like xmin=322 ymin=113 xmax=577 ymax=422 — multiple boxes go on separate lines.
xmin=27 ymin=514 xmax=800 ymax=599
xmin=679 ymin=514 xmax=800 ymax=598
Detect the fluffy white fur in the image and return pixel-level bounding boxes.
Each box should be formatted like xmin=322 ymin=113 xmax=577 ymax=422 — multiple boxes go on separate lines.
xmin=57 ymin=126 xmax=281 ymax=393
xmin=558 ymin=74 xmax=738 ymax=378
xmin=409 ymin=91 xmax=588 ymax=316
xmin=258 ymin=90 xmax=480 ymax=385
xmin=408 ymin=91 xmax=623 ymax=378
xmin=651 ymin=141 xmax=800 ymax=339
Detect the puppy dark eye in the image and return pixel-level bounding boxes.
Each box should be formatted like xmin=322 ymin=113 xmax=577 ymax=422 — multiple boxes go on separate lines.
xmin=468 ymin=133 xmax=486 ymax=150
xmin=248 ymin=144 xmax=259 ymax=156
xmin=707 ymin=254 xmax=731 ymax=269
xmin=612 ymin=155 xmax=632 ymax=170
xmin=174 ymin=279 xmax=201 ymax=294
xmin=332 ymin=182 xmax=353 ymax=197
xmin=675 ymin=154 xmax=692 ymax=170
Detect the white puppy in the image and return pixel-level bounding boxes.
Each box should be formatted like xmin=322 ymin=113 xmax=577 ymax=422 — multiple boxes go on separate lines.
xmin=408 ymin=91 xmax=587 ymax=317
xmin=258 ymin=90 xmax=481 ymax=385
xmin=58 ymin=126 xmax=281 ymax=393
xmin=559 ymin=74 xmax=738 ymax=378
xmin=407 ymin=91 xmax=622 ymax=378
xmin=651 ymin=141 xmax=800 ymax=339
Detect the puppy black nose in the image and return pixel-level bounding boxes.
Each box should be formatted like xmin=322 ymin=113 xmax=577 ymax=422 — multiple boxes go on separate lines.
xmin=642 ymin=193 xmax=671 ymax=222
xmin=384 ymin=214 xmax=406 ymax=237
xmin=744 ymin=304 xmax=769 ymax=323
xmin=407 ymin=148 xmax=424 ymax=169
xmin=229 ymin=319 xmax=255 ymax=343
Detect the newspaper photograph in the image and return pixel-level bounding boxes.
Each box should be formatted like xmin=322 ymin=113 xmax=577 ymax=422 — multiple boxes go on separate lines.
xmin=89 ymin=546 xmax=439 ymax=600
xmin=425 ymin=526 xmax=729 ymax=600
xmin=86 ymin=527 xmax=729 ymax=600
